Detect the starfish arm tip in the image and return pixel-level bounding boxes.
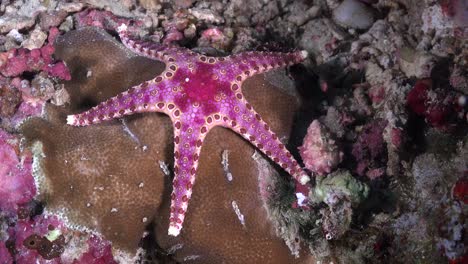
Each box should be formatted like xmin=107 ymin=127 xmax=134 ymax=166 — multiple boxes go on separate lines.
xmin=168 ymin=226 xmax=181 ymax=237
xmin=299 ymin=174 xmax=310 ymax=185
xmin=300 ymin=50 xmax=308 ymax=59
xmin=66 ymin=115 xmax=76 ymax=125
xmin=117 ymin=23 xmax=127 ymax=33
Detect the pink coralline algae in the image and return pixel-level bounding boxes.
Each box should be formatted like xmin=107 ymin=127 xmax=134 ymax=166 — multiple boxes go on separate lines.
xmin=351 ymin=119 xmax=387 ymax=178
xmin=198 ymin=28 xmax=234 ymax=51
xmin=0 ymin=241 xmax=13 ymax=263
xmin=6 ymin=215 xmax=66 ymax=262
xmin=1 ymin=213 xmax=117 ymax=263
xmin=67 ymin=24 xmax=311 ymax=236
xmin=407 ymin=79 xmax=432 ymax=115
xmin=406 ymin=78 xmax=463 ymax=130
xmin=0 ymin=28 xmax=70 ymax=80
xmin=452 ymin=177 xmax=467 ymax=204
xmin=1 ymin=109 xmax=115 ymax=263
xmin=440 ymin=0 xmax=468 ymax=29
xmin=68 ymin=235 xmax=117 ymax=264
xmin=0 ymin=129 xmax=36 ymax=214
xmin=0 ymin=77 xmax=46 ymax=128
xmin=299 ymin=120 xmax=343 ymax=175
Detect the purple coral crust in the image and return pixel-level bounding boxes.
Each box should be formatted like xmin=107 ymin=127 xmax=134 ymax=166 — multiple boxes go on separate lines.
xmin=0 ymin=241 xmax=13 ymax=263
xmin=0 ymin=28 xmax=70 ymax=80
xmin=0 ymin=77 xmax=45 ymax=127
xmin=406 ymin=78 xmax=465 ymax=130
xmin=351 ymin=120 xmax=387 ymax=177
xmin=2 ymin=213 xmax=117 ymax=263
xmin=0 ymin=129 xmax=117 ymax=262
xmin=67 ymin=24 xmax=311 ymax=236
xmin=72 ymin=235 xmax=117 ymax=264
xmin=0 ymin=129 xmax=36 ymax=213
xmin=299 ymin=120 xmax=343 ymax=175
xmin=7 ymin=215 xmax=65 ymax=263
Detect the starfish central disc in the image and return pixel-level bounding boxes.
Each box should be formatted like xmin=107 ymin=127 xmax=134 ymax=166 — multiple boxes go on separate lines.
xmin=181 ymin=63 xmax=222 ymax=102
xmin=173 ymin=62 xmax=230 ymax=115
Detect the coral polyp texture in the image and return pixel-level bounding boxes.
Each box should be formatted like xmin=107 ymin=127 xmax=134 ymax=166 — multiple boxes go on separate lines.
xmin=66 ymin=24 xmax=310 ymax=236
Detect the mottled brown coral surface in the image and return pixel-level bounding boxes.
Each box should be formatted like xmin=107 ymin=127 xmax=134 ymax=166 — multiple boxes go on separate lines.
xmin=21 ymin=27 xmax=314 ymax=263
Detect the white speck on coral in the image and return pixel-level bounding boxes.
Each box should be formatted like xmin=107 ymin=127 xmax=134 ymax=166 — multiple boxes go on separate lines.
xmin=121 ymin=119 xmax=141 ymax=145
xmin=159 ymin=160 xmax=171 ymax=176
xmin=167 ymin=243 xmax=183 ymax=254
xmin=184 ymin=255 xmax=201 ymax=261
xmin=231 ymin=200 xmax=245 ymax=227
xmin=221 ymin=150 xmax=233 ymax=182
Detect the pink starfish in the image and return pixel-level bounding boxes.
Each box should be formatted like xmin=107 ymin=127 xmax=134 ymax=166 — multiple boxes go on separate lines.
xmin=67 ymin=24 xmax=310 ymax=236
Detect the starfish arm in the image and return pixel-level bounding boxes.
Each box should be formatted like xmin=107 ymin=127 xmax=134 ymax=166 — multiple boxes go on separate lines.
xmin=117 ymin=24 xmax=195 ymax=63
xmin=219 ymin=50 xmax=308 ymax=82
xmin=168 ymin=118 xmax=208 ymax=236
xmin=221 ymin=101 xmax=310 ymax=185
xmin=66 ymin=75 xmax=178 ymax=126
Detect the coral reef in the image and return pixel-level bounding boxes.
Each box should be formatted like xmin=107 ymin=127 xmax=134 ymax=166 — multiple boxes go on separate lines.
xmin=0 ymin=0 xmax=466 ymax=263
xmin=299 ymin=120 xmax=343 ymax=175
xmin=0 ymin=27 xmax=70 ymax=80
xmin=407 ymin=78 xmax=464 ymax=130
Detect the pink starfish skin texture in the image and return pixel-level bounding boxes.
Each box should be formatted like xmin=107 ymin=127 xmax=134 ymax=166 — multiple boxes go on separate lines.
xmin=67 ymin=24 xmax=310 ymax=237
